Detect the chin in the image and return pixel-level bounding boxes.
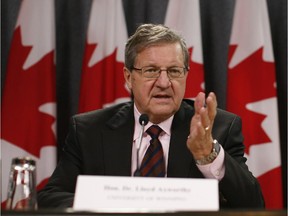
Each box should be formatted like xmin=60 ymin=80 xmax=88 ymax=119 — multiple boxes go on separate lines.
xmin=150 ymin=107 xmax=175 ymax=122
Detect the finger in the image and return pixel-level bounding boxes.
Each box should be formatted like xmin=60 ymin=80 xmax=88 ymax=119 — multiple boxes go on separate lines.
xmin=199 ymin=106 xmax=210 ymax=131
xmin=189 ymin=113 xmax=206 ymax=139
xmin=190 ymin=113 xmax=200 ymax=134
xmin=206 ymin=92 xmax=217 ymax=122
xmin=194 ymin=92 xmax=205 ymax=113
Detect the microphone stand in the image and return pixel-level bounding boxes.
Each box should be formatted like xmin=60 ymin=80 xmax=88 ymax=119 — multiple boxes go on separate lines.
xmin=134 ymin=114 xmax=149 ymax=176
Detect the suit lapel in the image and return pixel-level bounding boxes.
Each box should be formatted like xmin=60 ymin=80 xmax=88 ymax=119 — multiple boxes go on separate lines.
xmin=102 ymin=103 xmax=134 ymax=176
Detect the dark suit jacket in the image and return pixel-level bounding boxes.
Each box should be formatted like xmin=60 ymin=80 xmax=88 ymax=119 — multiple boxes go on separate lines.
xmin=38 ymin=99 xmax=264 ymax=209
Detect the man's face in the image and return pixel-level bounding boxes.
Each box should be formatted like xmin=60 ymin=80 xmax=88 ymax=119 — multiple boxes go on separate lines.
xmin=124 ymin=43 xmax=187 ymax=123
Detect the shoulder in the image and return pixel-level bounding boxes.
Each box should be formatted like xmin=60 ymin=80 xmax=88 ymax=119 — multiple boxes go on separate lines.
xmin=71 ymin=101 xmax=133 ymax=127
xmin=215 ymin=108 xmax=242 ymax=125
xmin=182 ymin=98 xmax=195 ymax=108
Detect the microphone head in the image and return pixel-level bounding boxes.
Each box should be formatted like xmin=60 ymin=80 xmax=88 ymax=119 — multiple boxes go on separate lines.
xmin=139 ymin=114 xmax=149 ymax=126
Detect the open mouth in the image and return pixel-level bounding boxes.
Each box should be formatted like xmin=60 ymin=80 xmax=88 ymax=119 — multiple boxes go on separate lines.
xmin=153 ymin=95 xmax=172 ymax=103
xmin=154 ymin=94 xmax=171 ymax=99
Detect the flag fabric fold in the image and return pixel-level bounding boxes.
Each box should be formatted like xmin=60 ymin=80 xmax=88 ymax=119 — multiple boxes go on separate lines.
xmin=1 ymin=0 xmax=57 ymax=207
xmin=227 ymin=0 xmax=282 ymax=209
xmin=78 ymin=0 xmax=130 ymax=113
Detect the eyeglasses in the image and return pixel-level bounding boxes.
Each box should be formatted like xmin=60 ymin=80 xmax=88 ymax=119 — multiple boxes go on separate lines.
xmin=132 ymin=66 xmax=188 ymax=79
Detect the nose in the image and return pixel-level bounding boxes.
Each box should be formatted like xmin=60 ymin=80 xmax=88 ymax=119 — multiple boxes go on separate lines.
xmin=155 ymin=70 xmax=171 ymax=88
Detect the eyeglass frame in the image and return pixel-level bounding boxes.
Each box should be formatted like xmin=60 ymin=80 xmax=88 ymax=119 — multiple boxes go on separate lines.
xmin=131 ymin=66 xmax=189 ymax=79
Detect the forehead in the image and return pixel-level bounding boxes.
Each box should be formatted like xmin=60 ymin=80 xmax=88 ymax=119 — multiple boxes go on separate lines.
xmin=135 ymin=43 xmax=184 ymax=66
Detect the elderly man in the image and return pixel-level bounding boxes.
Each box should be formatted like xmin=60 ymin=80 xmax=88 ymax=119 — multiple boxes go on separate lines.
xmin=38 ymin=24 xmax=264 ymax=209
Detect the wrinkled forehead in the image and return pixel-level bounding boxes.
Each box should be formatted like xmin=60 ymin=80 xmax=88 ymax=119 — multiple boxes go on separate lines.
xmin=134 ymin=42 xmax=185 ymax=64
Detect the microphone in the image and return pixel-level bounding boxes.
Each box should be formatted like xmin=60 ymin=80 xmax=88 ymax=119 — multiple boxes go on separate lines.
xmin=134 ymin=114 xmax=149 ymax=176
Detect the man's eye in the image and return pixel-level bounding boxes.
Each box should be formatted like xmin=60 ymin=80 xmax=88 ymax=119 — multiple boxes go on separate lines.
xmin=168 ymin=68 xmax=181 ymax=74
xmin=145 ymin=68 xmax=158 ymax=73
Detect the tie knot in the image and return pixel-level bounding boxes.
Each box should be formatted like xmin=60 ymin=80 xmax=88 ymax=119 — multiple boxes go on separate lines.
xmin=146 ymin=125 xmax=162 ymax=139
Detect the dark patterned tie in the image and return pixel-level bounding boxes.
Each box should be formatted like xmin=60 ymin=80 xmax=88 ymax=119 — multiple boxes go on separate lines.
xmin=139 ymin=125 xmax=165 ymax=177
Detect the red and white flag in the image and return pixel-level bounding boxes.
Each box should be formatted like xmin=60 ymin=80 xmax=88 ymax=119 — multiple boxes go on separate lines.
xmin=227 ymin=0 xmax=282 ymax=208
xmin=78 ymin=0 xmax=130 ymax=113
xmin=164 ymin=0 xmax=204 ymax=99
xmin=1 ymin=0 xmax=57 ymax=206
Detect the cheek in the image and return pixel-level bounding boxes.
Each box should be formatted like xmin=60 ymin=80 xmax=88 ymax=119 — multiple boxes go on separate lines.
xmin=173 ymin=80 xmax=186 ymax=97
xmin=132 ymin=78 xmax=154 ymax=94
xmin=181 ymin=82 xmax=187 ymax=95
xmin=131 ymin=78 xmax=146 ymax=97
xmin=134 ymin=83 xmax=150 ymax=99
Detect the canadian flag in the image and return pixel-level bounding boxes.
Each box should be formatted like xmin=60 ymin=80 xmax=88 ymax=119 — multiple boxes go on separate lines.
xmin=78 ymin=0 xmax=130 ymax=113
xmin=1 ymin=0 xmax=57 ymax=207
xmin=164 ymin=0 xmax=204 ymax=99
xmin=227 ymin=0 xmax=282 ymax=208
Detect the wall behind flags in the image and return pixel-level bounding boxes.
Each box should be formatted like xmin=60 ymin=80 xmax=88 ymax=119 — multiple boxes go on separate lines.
xmin=1 ymin=0 xmax=287 ymax=208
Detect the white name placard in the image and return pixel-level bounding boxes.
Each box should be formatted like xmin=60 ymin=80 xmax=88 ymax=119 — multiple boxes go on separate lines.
xmin=73 ymin=175 xmax=219 ymax=213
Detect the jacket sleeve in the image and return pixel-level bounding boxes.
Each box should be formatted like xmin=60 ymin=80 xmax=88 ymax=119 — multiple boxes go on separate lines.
xmin=37 ymin=117 xmax=81 ymax=208
xmin=215 ymin=113 xmax=265 ymax=208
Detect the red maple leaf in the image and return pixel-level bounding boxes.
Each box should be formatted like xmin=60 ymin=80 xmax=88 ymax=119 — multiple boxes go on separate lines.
xmin=78 ymin=42 xmax=130 ymax=113
xmin=227 ymin=45 xmax=277 ymax=154
xmin=184 ymin=47 xmax=204 ymax=98
xmin=1 ymin=27 xmax=56 ymax=157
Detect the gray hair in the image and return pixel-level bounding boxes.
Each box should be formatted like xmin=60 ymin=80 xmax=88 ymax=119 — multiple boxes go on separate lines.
xmin=125 ymin=23 xmax=190 ymax=70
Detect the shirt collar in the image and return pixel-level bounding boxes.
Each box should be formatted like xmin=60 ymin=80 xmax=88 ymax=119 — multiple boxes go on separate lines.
xmin=133 ymin=103 xmax=174 ymax=140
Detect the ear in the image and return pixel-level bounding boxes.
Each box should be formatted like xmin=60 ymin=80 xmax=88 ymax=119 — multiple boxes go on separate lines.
xmin=123 ymin=67 xmax=132 ymax=90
